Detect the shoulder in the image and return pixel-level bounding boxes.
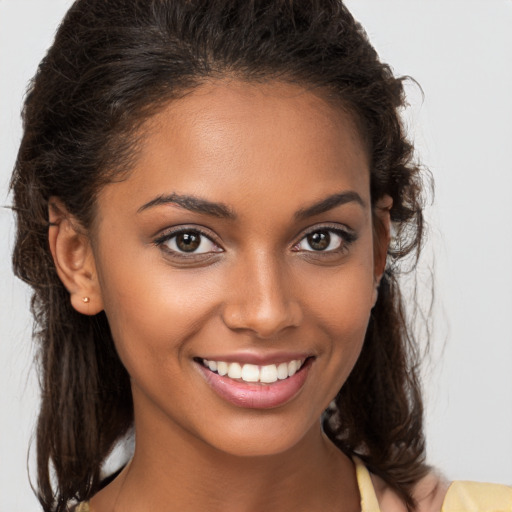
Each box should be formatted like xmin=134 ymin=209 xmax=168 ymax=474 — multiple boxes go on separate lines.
xmin=442 ymin=480 xmax=512 ymax=511
xmin=404 ymin=473 xmax=512 ymax=512
xmin=368 ymin=469 xmax=449 ymax=512
xmin=372 ymin=472 xmax=512 ymax=512
xmin=68 ymin=503 xmax=90 ymax=512
xmin=414 ymin=470 xmax=451 ymax=512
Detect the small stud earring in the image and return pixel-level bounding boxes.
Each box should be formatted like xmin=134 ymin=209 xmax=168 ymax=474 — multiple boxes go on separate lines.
xmin=82 ymin=297 xmax=90 ymax=304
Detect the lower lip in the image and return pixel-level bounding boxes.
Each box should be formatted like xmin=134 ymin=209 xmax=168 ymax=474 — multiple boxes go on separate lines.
xmin=197 ymin=360 xmax=312 ymax=409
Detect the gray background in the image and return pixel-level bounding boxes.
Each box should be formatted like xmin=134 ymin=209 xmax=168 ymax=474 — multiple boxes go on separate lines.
xmin=1 ymin=1 xmax=511 ymax=510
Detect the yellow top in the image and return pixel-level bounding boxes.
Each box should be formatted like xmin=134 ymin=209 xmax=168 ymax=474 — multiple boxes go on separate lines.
xmin=73 ymin=460 xmax=512 ymax=512
xmin=354 ymin=457 xmax=512 ymax=512
xmin=441 ymin=481 xmax=512 ymax=512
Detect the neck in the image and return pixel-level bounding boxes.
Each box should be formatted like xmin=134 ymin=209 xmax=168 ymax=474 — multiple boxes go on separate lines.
xmin=91 ymin=408 xmax=360 ymax=512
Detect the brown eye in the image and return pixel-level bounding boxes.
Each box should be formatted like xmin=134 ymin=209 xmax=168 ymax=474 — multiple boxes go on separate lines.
xmin=295 ymin=228 xmax=351 ymax=253
xmin=157 ymin=229 xmax=221 ymax=255
xmin=176 ymin=232 xmax=201 ymax=252
xmin=306 ymin=231 xmax=330 ymax=251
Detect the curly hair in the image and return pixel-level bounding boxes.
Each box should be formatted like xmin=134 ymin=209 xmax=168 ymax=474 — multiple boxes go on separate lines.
xmin=11 ymin=1 xmax=429 ymax=510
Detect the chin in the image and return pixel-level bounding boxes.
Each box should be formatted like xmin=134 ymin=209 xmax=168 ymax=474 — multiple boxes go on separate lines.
xmin=193 ymin=410 xmax=322 ymax=459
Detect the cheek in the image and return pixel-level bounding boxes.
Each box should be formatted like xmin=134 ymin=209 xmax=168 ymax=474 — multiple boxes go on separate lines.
xmin=95 ymin=248 xmax=223 ymax=368
xmin=303 ymin=259 xmax=375 ymax=332
xmin=300 ymin=259 xmax=375 ymax=374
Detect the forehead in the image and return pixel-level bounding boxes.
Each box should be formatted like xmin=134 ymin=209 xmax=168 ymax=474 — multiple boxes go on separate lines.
xmin=98 ymin=79 xmax=370 ymax=219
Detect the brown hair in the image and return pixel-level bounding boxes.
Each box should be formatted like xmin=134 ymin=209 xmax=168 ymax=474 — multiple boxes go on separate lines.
xmin=11 ymin=1 xmax=429 ymax=510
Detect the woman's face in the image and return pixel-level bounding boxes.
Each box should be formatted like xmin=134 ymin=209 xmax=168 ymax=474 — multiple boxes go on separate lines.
xmin=90 ymin=80 xmax=385 ymax=457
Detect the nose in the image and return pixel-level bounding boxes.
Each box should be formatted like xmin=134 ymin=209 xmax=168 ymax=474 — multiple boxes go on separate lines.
xmin=221 ymin=252 xmax=303 ymax=339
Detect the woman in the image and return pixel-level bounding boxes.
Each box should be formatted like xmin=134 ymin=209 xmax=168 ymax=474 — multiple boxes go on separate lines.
xmin=10 ymin=1 xmax=511 ymax=511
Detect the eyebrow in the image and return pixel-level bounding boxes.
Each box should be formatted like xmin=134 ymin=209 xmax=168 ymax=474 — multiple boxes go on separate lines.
xmin=294 ymin=191 xmax=366 ymax=220
xmin=137 ymin=193 xmax=236 ymax=219
xmin=138 ymin=190 xmax=365 ymax=220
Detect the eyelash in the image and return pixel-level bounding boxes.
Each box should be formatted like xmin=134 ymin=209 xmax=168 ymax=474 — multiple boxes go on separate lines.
xmin=154 ymin=227 xmax=223 ymax=258
xmin=292 ymin=225 xmax=357 ymax=254
xmin=153 ymin=224 xmax=357 ymax=258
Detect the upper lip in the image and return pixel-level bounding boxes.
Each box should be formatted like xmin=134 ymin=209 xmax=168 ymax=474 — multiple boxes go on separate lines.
xmin=195 ymin=351 xmax=314 ymax=366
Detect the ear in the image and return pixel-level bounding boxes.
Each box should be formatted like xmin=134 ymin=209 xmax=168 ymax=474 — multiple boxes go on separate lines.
xmin=48 ymin=197 xmax=104 ymax=315
xmin=372 ymin=194 xmax=393 ymax=301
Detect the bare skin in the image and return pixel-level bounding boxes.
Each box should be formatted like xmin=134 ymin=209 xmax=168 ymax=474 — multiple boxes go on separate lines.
xmin=49 ymin=80 xmax=444 ymax=511
xmin=92 ymin=431 xmax=360 ymax=512
xmin=373 ymin=471 xmax=450 ymax=512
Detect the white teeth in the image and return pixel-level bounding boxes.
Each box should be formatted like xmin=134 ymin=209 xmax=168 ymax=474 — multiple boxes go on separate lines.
xmin=202 ymin=358 xmax=306 ymax=383
xmin=277 ymin=362 xmax=288 ymax=380
xmin=241 ymin=364 xmax=260 ymax=382
xmin=259 ymin=364 xmax=278 ymax=383
xmin=217 ymin=361 xmax=228 ymax=376
xmin=288 ymin=360 xmax=298 ymax=376
xmin=227 ymin=362 xmax=242 ymax=379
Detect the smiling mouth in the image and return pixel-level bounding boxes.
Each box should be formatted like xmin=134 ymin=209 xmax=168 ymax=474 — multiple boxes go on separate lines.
xmin=198 ymin=358 xmax=308 ymax=384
